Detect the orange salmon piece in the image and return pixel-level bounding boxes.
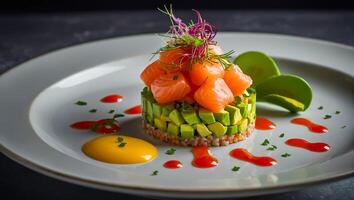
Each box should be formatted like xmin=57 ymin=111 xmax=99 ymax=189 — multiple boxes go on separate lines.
xmin=224 ymin=64 xmax=253 ymax=96
xmin=194 ymin=78 xmax=234 ymax=112
xmin=160 ymin=48 xmax=190 ymax=72
xmin=151 ymin=72 xmax=191 ymax=104
xmin=189 ymin=60 xmax=225 ymax=86
xmin=140 ymin=60 xmax=166 ymax=87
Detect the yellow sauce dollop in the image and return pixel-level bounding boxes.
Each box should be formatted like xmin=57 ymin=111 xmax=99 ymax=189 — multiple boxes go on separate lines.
xmin=82 ymin=135 xmax=157 ymax=164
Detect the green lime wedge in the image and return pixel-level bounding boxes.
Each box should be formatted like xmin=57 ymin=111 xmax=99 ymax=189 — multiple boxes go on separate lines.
xmin=234 ymin=51 xmax=281 ymax=86
xmin=255 ymin=74 xmax=312 ymax=111
xmin=259 ymin=94 xmax=305 ymax=112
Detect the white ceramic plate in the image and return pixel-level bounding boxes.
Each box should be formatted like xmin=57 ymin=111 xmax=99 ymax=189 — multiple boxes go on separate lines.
xmin=0 ymin=33 xmax=353 ymax=199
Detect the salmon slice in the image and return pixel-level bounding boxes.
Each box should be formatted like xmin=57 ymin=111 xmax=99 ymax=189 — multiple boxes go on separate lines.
xmin=140 ymin=60 xmax=166 ymax=87
xmin=189 ymin=60 xmax=225 ymax=86
xmin=224 ymin=64 xmax=253 ymax=96
xmin=160 ymin=48 xmax=190 ymax=72
xmin=194 ymin=78 xmax=234 ymax=112
xmin=151 ymin=72 xmax=192 ymax=104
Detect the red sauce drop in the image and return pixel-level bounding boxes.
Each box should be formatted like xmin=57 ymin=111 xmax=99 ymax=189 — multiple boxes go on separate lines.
xmin=164 ymin=160 xmax=183 ymax=169
xmin=124 ymin=105 xmax=142 ymax=115
xmin=255 ymin=117 xmax=276 ymax=130
xmin=100 ymin=94 xmax=123 ymax=103
xmin=229 ymin=148 xmax=277 ymax=167
xmin=70 ymin=118 xmax=121 ymax=134
xmin=192 ymin=146 xmax=218 ymax=168
xmin=291 ymin=118 xmax=328 ymax=133
xmin=285 ymin=138 xmax=330 ymax=152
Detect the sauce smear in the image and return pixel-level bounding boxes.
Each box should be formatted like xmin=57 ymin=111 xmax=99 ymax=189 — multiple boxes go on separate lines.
xmin=124 ymin=105 xmax=142 ymax=114
xmin=71 ymin=118 xmax=121 ymax=134
xmin=100 ymin=94 xmax=123 ymax=103
xmin=285 ymin=138 xmax=330 ymax=152
xmin=192 ymin=146 xmax=218 ymax=168
xmin=291 ymin=118 xmax=328 ymax=133
xmin=255 ymin=117 xmax=276 ymax=130
xmin=164 ymin=160 xmax=183 ymax=169
xmin=230 ymin=148 xmax=277 ymax=167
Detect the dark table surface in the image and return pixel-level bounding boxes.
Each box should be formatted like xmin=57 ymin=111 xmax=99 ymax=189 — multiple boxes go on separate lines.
xmin=0 ymin=10 xmax=353 ymax=200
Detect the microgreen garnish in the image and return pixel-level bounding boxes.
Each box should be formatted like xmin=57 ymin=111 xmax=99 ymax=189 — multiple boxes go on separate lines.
xmin=261 ymin=139 xmax=270 ymax=146
xmin=335 ymin=111 xmax=341 ymax=114
xmin=108 ymin=110 xmax=115 ymax=114
xmin=172 ymin=75 xmax=179 ymax=80
xmin=323 ymin=115 xmax=332 ymax=119
xmin=232 ymin=166 xmax=240 ymax=172
xmin=267 ymin=145 xmax=277 ymax=151
xmin=281 ymin=153 xmax=291 ymax=158
xmin=341 ymin=125 xmax=346 ymax=129
xmin=279 ymin=133 xmax=285 ymax=138
xmin=180 ymin=101 xmax=194 ymax=112
xmin=89 ymin=109 xmax=97 ymax=113
xmin=113 ymin=113 xmax=125 ymax=119
xmin=318 ymin=106 xmax=323 ymax=110
xmin=165 ymin=148 xmax=176 ymax=155
xmin=75 ymin=101 xmax=87 ymax=106
xmin=151 ymin=170 xmax=159 ymax=176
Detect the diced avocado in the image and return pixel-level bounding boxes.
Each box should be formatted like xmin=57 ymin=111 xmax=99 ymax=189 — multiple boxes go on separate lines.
xmin=146 ymin=101 xmax=154 ymax=124
xmin=154 ymin=118 xmax=167 ymax=132
xmin=208 ymin=122 xmax=227 ymax=138
xmin=180 ymin=124 xmax=194 ymax=140
xmin=161 ymin=104 xmax=174 ymax=121
xmin=237 ymin=102 xmax=249 ymax=118
xmin=214 ymin=110 xmax=230 ymax=126
xmin=226 ymin=125 xmax=239 ymax=136
xmin=169 ymin=109 xmax=185 ymax=126
xmin=142 ymin=97 xmax=147 ymax=113
xmin=152 ymin=103 xmax=162 ymax=118
xmin=198 ymin=108 xmax=216 ymax=124
xmin=196 ymin=123 xmax=213 ymax=137
xmin=224 ymin=105 xmax=242 ymax=125
xmin=167 ymin=122 xmax=179 ymax=136
xmin=182 ymin=110 xmax=201 ymax=125
xmin=238 ymin=118 xmax=248 ymax=133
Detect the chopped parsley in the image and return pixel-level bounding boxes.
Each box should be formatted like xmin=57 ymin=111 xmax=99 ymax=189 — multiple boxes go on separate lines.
xmin=279 ymin=133 xmax=285 ymax=138
xmin=267 ymin=145 xmax=277 ymax=151
xmin=335 ymin=111 xmax=341 ymax=114
xmin=118 ymin=142 xmax=127 ymax=148
xmin=323 ymin=115 xmax=332 ymax=119
xmin=89 ymin=109 xmax=97 ymax=113
xmin=117 ymin=137 xmax=124 ymax=143
xmin=108 ymin=110 xmax=115 ymax=114
xmin=113 ymin=113 xmax=125 ymax=119
xmin=232 ymin=166 xmax=240 ymax=172
xmin=261 ymin=139 xmax=270 ymax=146
xmin=165 ymin=148 xmax=176 ymax=155
xmin=341 ymin=125 xmax=346 ymax=129
xmin=151 ymin=170 xmax=159 ymax=176
xmin=75 ymin=101 xmax=87 ymax=106
xmin=317 ymin=106 xmax=323 ymax=110
xmin=116 ymin=136 xmax=127 ymax=148
xmin=281 ymin=153 xmax=291 ymax=158
xmin=172 ymin=75 xmax=179 ymax=80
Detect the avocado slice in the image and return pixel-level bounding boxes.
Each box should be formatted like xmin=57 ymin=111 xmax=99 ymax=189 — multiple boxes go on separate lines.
xmin=196 ymin=123 xmax=213 ymax=137
xmin=238 ymin=118 xmax=249 ymax=133
xmin=152 ymin=103 xmax=162 ymax=118
xmin=182 ymin=110 xmax=201 ymax=125
xmin=208 ymin=122 xmax=227 ymax=138
xmin=237 ymin=102 xmax=249 ymax=118
xmin=169 ymin=109 xmax=185 ymax=126
xmin=167 ymin=122 xmax=179 ymax=136
xmin=161 ymin=104 xmax=174 ymax=121
xmin=146 ymin=100 xmax=154 ymax=124
xmin=224 ymin=105 xmax=242 ymax=125
xmin=198 ymin=108 xmax=216 ymax=124
xmin=154 ymin=118 xmax=167 ymax=132
xmin=259 ymin=94 xmax=305 ymax=113
xmin=214 ymin=110 xmax=230 ymax=126
xmin=234 ymin=51 xmax=280 ymax=86
xmin=226 ymin=125 xmax=239 ymax=136
xmin=180 ymin=124 xmax=195 ymax=140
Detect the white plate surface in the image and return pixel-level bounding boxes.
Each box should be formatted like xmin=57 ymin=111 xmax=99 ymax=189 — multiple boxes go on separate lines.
xmin=0 ymin=33 xmax=353 ymax=199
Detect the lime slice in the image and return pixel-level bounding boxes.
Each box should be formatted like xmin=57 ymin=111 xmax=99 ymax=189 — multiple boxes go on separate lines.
xmin=259 ymin=94 xmax=305 ymax=112
xmin=234 ymin=51 xmax=281 ymax=86
xmin=255 ymin=74 xmax=312 ymax=111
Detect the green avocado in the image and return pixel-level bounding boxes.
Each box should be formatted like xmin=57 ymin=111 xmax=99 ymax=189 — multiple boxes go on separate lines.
xmin=259 ymin=94 xmax=305 ymax=112
xmin=182 ymin=110 xmax=201 ymax=125
xmin=224 ymin=105 xmax=242 ymax=125
xmin=152 ymin=103 xmax=162 ymax=118
xmin=167 ymin=122 xmax=179 ymax=136
xmin=198 ymin=108 xmax=216 ymax=124
xmin=226 ymin=125 xmax=239 ymax=136
xmin=154 ymin=118 xmax=167 ymax=132
xmin=146 ymin=100 xmax=154 ymax=124
xmin=237 ymin=102 xmax=248 ymax=118
xmin=208 ymin=122 xmax=227 ymax=138
xmin=196 ymin=123 xmax=213 ymax=137
xmin=234 ymin=51 xmax=281 ymax=86
xmin=238 ymin=118 xmax=249 ymax=133
xmin=214 ymin=110 xmax=230 ymax=126
xmin=168 ymin=109 xmax=185 ymax=126
xmin=161 ymin=104 xmax=174 ymax=121
xmin=180 ymin=124 xmax=195 ymax=140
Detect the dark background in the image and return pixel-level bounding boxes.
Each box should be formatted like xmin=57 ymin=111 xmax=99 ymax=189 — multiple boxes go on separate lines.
xmin=1 ymin=0 xmax=354 ymax=12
